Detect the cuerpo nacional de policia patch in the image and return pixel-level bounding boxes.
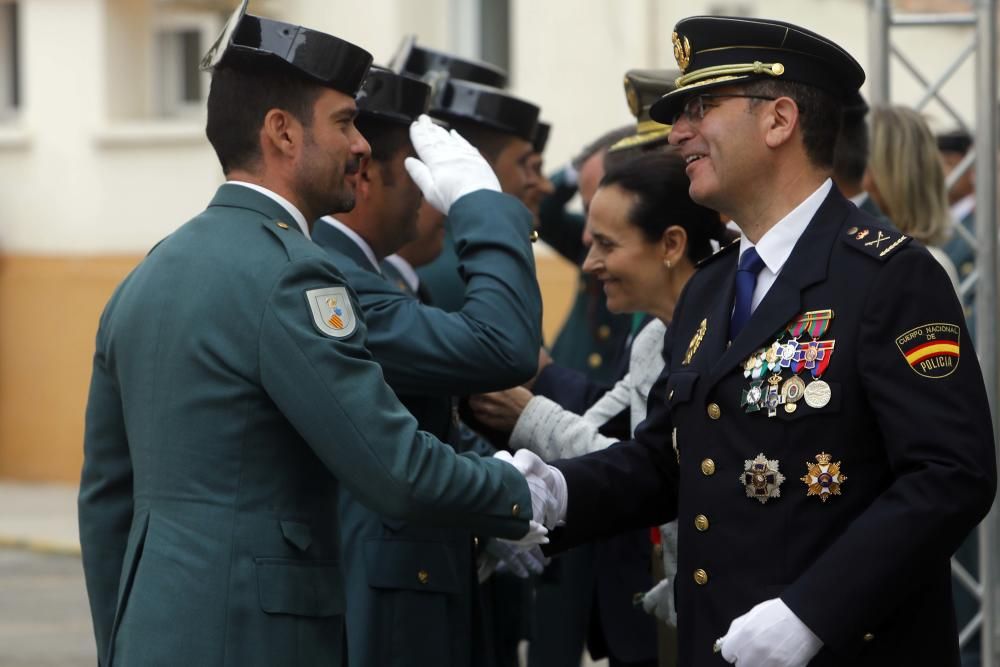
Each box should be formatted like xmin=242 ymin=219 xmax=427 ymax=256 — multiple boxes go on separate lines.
xmin=895 ymin=322 xmax=960 ymax=378
xmin=306 ymin=287 xmax=357 ymax=339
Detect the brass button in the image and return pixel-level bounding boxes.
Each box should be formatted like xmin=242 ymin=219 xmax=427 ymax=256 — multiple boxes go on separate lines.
xmin=529 ymin=230 xmax=539 ymax=243
xmin=707 ymin=403 xmax=721 ymax=420
xmin=473 ymin=536 xmax=479 ymax=549
xmin=863 ymin=632 xmax=874 ymax=642
xmin=511 ymin=503 xmax=521 ymax=517
xmin=846 ymin=226 xmax=858 ymax=236
xmin=597 ymin=325 xmax=611 ymax=340
xmin=417 ymin=570 xmax=429 ymax=585
xmin=694 ymin=514 xmax=710 ymax=532
xmin=700 ymin=459 xmax=716 ymax=476
xmin=276 ymin=221 xmax=290 ymax=229
xmin=668 ymin=389 xmax=675 ymax=401
xmin=693 ymin=569 xmax=709 ymax=585
xmin=588 ymin=353 xmax=602 ymax=369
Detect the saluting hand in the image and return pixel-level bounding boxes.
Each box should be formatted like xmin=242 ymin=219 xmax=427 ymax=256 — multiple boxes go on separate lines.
xmin=405 ymin=114 xmax=501 ymax=214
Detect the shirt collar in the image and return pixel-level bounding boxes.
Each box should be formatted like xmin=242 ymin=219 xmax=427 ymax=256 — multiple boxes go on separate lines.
xmin=227 ymin=181 xmax=311 ymax=239
xmin=737 ymin=178 xmax=833 ymax=275
xmin=319 ymin=216 xmax=381 ymax=273
xmin=383 ymin=254 xmax=420 ymax=293
xmin=848 ymin=191 xmax=869 ymax=208
xmin=950 ymin=193 xmax=975 ymax=223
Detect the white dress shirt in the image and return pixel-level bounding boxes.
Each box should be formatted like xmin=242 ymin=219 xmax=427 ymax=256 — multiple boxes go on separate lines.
xmin=228 ymin=181 xmax=311 ymax=240
xmin=318 ymin=216 xmax=381 ymax=273
xmin=383 ymin=254 xmax=421 ymax=294
xmin=736 ymin=179 xmax=833 ymax=312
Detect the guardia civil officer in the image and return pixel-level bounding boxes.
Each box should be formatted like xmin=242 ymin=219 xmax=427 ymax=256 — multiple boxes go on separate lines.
xmin=392 ymin=41 xmax=545 ymax=313
xmin=521 ymin=16 xmax=997 ymax=667
xmin=310 ymin=67 xmax=542 ymax=667
xmin=77 ymin=6 xmax=556 ymax=666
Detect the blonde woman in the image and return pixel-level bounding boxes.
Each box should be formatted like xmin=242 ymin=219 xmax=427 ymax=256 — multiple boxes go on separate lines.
xmin=864 ymin=105 xmax=960 ymax=291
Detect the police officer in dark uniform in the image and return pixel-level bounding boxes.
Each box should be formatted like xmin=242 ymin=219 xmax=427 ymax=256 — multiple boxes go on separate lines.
xmin=310 ymin=66 xmax=542 ymax=667
xmin=527 ymin=16 xmax=996 ymax=667
xmin=78 ymin=5 xmax=550 ymax=666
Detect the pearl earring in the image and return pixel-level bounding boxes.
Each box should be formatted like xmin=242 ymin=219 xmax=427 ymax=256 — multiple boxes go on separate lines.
xmin=665 ymin=259 xmax=673 ymax=269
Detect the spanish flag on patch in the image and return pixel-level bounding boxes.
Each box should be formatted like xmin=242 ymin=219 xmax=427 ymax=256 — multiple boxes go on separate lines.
xmin=895 ymin=323 xmax=961 ymax=379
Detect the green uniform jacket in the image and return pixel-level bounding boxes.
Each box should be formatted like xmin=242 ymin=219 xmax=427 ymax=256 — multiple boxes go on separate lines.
xmin=311 ymin=191 xmax=541 ymax=667
xmin=78 ymin=184 xmax=532 ymax=667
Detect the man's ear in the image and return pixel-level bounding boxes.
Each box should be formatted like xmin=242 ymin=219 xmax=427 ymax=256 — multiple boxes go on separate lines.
xmin=763 ymin=97 xmax=799 ymax=150
xmin=261 ymin=108 xmax=302 ymax=159
xmin=356 ymin=160 xmax=374 ymax=200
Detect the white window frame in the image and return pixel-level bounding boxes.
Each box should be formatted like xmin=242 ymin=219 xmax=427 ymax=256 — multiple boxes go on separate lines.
xmin=0 ymin=0 xmax=19 ymax=121
xmin=151 ymin=10 xmax=220 ymax=118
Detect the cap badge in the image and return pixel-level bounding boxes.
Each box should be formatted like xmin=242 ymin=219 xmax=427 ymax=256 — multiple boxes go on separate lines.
xmin=801 ymin=452 xmax=846 ymax=502
xmin=672 ymin=32 xmax=692 ymax=72
xmin=742 ymin=453 xmax=785 ymax=504
xmin=624 ymin=76 xmax=640 ymax=116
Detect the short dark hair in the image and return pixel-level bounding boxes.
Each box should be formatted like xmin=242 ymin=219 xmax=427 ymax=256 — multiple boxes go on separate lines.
xmin=832 ymin=107 xmax=870 ymax=186
xmin=354 ymin=115 xmax=411 ymax=186
xmin=571 ymin=124 xmax=635 ymax=171
xmin=444 ymin=118 xmax=516 ymax=163
xmin=742 ymin=80 xmax=842 ymax=169
xmin=205 ymin=60 xmax=325 ymax=174
xmin=600 ymin=149 xmax=727 ymax=263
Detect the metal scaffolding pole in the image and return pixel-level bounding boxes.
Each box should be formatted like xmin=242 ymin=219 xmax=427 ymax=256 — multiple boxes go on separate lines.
xmin=868 ymin=0 xmax=999 ymax=663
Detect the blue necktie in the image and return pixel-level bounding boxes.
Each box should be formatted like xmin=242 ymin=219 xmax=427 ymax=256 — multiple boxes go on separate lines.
xmin=730 ymin=247 xmax=766 ymax=340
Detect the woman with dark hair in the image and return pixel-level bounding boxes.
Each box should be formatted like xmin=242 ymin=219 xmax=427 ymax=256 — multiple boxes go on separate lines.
xmin=471 ymin=149 xmax=727 ymax=664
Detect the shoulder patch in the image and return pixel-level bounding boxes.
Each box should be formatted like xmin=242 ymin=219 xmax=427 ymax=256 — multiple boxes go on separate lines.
xmin=895 ymin=322 xmax=960 ymax=378
xmin=842 ymin=225 xmax=911 ymax=261
xmin=697 ymin=236 xmax=740 ymax=268
xmin=305 ymin=287 xmax=358 ymax=339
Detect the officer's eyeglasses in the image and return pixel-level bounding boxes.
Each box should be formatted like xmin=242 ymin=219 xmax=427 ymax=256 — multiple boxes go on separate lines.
xmin=670 ymin=94 xmax=777 ymax=125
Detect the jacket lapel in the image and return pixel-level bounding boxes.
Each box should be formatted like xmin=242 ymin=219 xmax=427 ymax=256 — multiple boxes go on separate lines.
xmin=312 ymin=222 xmax=381 ymax=277
xmin=705 ymin=188 xmax=852 ymax=390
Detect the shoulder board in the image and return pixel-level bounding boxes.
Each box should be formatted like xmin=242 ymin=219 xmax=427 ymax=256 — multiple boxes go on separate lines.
xmin=262 ymin=218 xmax=323 ymax=262
xmin=841 ymin=223 xmax=912 ymax=261
xmin=697 ymin=236 xmax=740 ymax=268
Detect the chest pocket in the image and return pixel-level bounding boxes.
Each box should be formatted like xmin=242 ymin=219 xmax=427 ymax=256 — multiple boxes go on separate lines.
xmin=774 ymin=380 xmax=842 ymax=421
xmin=664 ymin=371 xmax=699 ymax=410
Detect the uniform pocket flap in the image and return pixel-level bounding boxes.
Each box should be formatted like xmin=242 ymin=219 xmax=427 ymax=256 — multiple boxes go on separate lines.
xmin=279 ymin=520 xmax=313 ymax=552
xmin=255 ymin=558 xmax=344 ymax=617
xmin=665 ymin=371 xmax=699 ymax=406
xmin=364 ymin=539 xmax=460 ymax=594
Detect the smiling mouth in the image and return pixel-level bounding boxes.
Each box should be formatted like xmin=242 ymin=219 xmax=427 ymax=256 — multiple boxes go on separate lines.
xmin=685 ymin=154 xmax=705 ymax=165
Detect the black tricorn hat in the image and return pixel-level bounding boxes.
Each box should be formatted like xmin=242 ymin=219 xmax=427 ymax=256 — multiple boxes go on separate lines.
xmin=356 ymin=67 xmax=431 ymax=125
xmin=609 ymin=69 xmax=678 ymax=152
xmin=650 ymin=16 xmax=865 ymax=123
xmin=533 ymin=121 xmax=551 ymax=153
xmin=389 ymin=36 xmax=508 ymax=89
xmin=430 ymin=78 xmax=540 ymax=143
xmin=937 ymin=129 xmax=973 ymax=154
xmin=201 ymin=0 xmax=372 ymax=96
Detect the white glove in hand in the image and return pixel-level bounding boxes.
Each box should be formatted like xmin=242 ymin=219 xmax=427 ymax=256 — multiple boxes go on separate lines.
xmin=494 ymin=450 xmax=550 ymax=545
xmin=718 ymin=598 xmax=822 ymax=667
xmin=405 ymin=114 xmax=501 ymax=214
xmin=489 ymin=540 xmax=546 ymax=578
xmin=641 ymin=578 xmax=677 ymax=627
xmin=512 ymin=449 xmax=567 ymax=527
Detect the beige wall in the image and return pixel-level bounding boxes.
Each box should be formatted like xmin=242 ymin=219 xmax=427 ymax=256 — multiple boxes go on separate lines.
xmin=0 ymin=251 xmax=577 ymax=482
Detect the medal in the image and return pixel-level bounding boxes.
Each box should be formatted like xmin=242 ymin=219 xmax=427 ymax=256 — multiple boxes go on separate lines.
xmin=741 ymin=453 xmax=785 ymax=504
xmin=801 ymin=452 xmax=846 ymax=502
xmin=803 ymin=379 xmax=832 ymax=408
xmin=764 ymin=374 xmax=784 ymax=417
xmin=741 ymin=382 xmax=763 ymax=413
xmin=781 ymin=375 xmax=806 ymax=404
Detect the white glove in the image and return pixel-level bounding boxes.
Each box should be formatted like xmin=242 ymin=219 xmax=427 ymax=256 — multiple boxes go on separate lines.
xmin=494 ymin=450 xmax=550 ymax=545
xmin=405 ymin=114 xmax=501 ymax=214
xmin=487 ymin=540 xmax=547 ymax=578
xmin=641 ymin=578 xmax=676 ymax=626
xmin=495 ymin=449 xmax=567 ymax=528
xmin=717 ymin=598 xmax=822 ymax=667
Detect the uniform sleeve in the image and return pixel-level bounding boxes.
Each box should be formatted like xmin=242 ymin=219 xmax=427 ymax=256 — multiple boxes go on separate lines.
xmin=361 ymin=190 xmax=542 ymax=395
xmin=78 ymin=322 xmax=134 ymax=666
xmin=510 ymin=395 xmax=617 ymax=460
xmin=548 ymin=362 xmax=680 ymax=552
xmin=782 ymin=247 xmax=997 ymax=653
xmin=258 ymin=256 xmax=532 ymax=539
